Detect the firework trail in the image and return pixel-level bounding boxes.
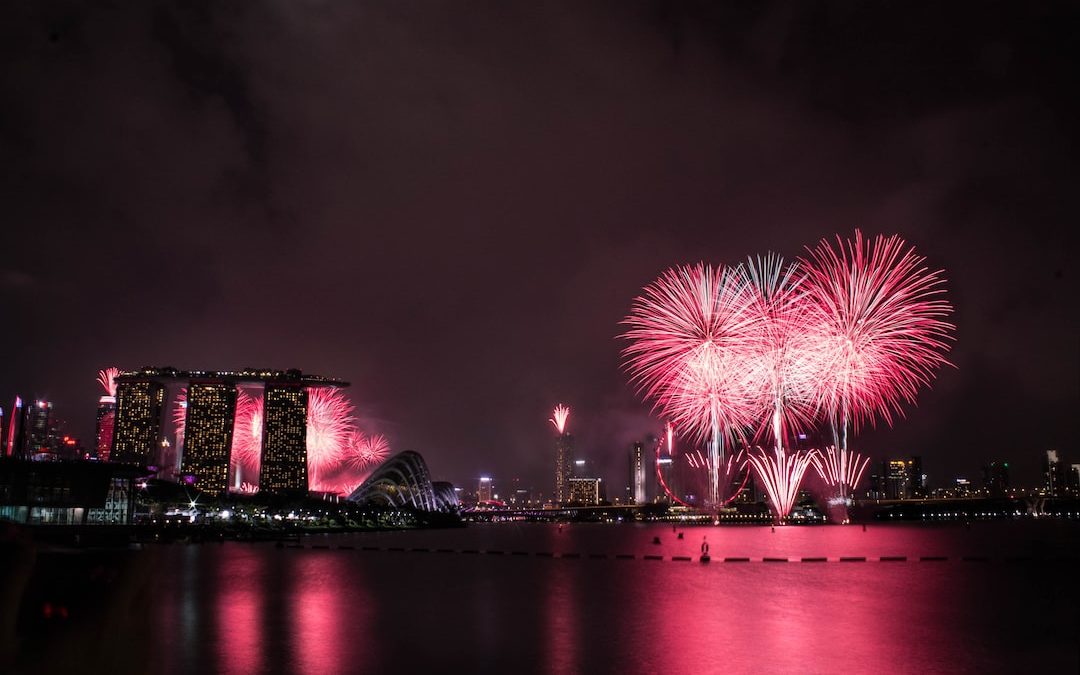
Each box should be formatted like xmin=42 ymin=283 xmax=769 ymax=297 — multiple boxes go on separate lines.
xmin=550 ymin=404 xmax=570 ymax=434
xmin=801 ymin=231 xmax=954 ymax=499
xmin=666 ymin=421 xmax=675 ymax=456
xmin=747 ymin=444 xmax=818 ymax=520
xmin=97 ymin=367 xmax=121 ymax=397
xmin=621 ymin=263 xmax=759 ymax=507
xmin=811 ymin=446 xmax=871 ymax=499
xmin=307 ymin=386 xmax=355 ymax=490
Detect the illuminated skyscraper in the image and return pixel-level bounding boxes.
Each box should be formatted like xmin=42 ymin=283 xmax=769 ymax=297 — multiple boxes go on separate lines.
xmin=111 ymin=380 xmax=166 ymax=465
xmin=26 ymin=400 xmax=53 ymax=456
xmin=477 ymin=476 xmax=493 ymax=502
xmin=1044 ymin=450 xmax=1064 ymax=496
xmin=554 ymin=433 xmax=572 ymax=505
xmin=259 ymin=385 xmax=308 ymax=494
xmin=907 ymin=456 xmax=926 ymax=498
xmin=883 ymin=459 xmax=910 ymax=500
xmin=629 ymin=441 xmax=646 ymax=504
xmin=180 ymin=382 xmax=238 ymax=496
xmin=95 ymin=395 xmax=117 ymax=461
xmin=568 ymin=477 xmax=601 ymax=505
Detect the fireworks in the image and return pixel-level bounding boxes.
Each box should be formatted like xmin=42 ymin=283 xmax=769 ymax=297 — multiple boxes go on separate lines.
xmin=345 ymin=431 xmax=390 ymax=470
xmin=231 ymin=390 xmax=263 ymax=469
xmin=621 ymin=263 xmax=760 ymax=507
xmin=622 ymin=233 xmax=954 ymax=521
xmin=747 ymin=445 xmax=819 ymax=520
xmin=800 ymin=231 xmax=954 ymax=501
xmin=172 ymin=384 xmax=385 ymax=495
xmin=306 ymin=387 xmax=355 ymax=486
xmin=812 ymin=446 xmax=870 ymax=499
xmin=97 ymin=367 xmax=120 ymax=397
xmin=550 ymin=404 xmax=570 ymax=434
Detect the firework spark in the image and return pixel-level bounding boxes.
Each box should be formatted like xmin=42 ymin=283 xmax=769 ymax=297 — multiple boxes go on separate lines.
xmin=230 ymin=390 xmax=263 ymax=470
xmin=621 ymin=263 xmax=761 ymax=507
xmin=747 ymin=445 xmax=818 ymax=521
xmin=307 ymin=386 xmax=354 ymax=489
xmin=550 ymin=404 xmax=570 ymax=434
xmin=801 ymin=230 xmax=954 ymax=431
xmin=800 ymin=231 xmax=954 ymax=503
xmin=97 ymin=367 xmax=121 ymax=397
xmin=345 ymin=431 xmax=390 ymax=470
xmin=812 ymin=446 xmax=870 ymax=499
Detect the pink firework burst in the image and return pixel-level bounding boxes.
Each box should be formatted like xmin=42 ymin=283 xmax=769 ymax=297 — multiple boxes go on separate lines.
xmin=801 ymin=230 xmax=955 ymax=434
xmin=621 ymin=263 xmax=761 ymax=508
xmin=800 ymin=231 xmax=953 ymax=500
xmin=306 ymin=386 xmax=354 ymax=481
xmin=345 ymin=431 xmax=390 ymax=470
xmin=97 ymin=367 xmax=121 ymax=397
xmin=550 ymin=405 xmax=570 ymax=434
xmin=230 ymin=390 xmax=263 ymax=470
xmin=621 ymin=263 xmax=759 ymax=444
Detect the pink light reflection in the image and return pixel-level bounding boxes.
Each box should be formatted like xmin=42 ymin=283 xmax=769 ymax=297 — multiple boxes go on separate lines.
xmin=217 ymin=548 xmax=264 ymax=674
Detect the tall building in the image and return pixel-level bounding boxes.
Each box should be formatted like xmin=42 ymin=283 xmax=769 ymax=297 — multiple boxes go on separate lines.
xmin=477 ymin=476 xmax=493 ymax=502
xmin=883 ymin=459 xmax=910 ymax=500
xmin=111 ymin=380 xmax=166 ymax=465
xmin=95 ymin=394 xmax=117 ymax=461
xmin=6 ymin=397 xmax=27 ymax=458
xmin=1044 ymin=450 xmax=1064 ymax=496
xmin=982 ymin=461 xmax=1010 ymax=496
xmin=26 ymin=400 xmax=53 ymax=456
xmin=180 ymin=382 xmax=238 ymax=496
xmin=629 ymin=441 xmax=646 ymax=504
xmin=554 ymin=432 xmax=573 ymax=505
xmin=568 ymin=477 xmax=601 ymax=505
xmin=907 ymin=456 xmax=926 ymax=498
xmin=259 ymin=384 xmax=308 ymax=494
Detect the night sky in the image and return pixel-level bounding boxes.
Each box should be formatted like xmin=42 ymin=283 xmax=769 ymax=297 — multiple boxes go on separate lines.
xmin=1 ymin=2 xmax=1077 ymax=491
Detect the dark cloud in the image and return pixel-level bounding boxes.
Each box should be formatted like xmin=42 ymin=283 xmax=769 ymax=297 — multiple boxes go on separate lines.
xmin=1 ymin=1 xmax=1077 ymax=490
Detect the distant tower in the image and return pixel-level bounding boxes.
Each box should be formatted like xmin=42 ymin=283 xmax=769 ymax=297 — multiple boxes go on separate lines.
xmin=630 ymin=441 xmax=646 ymax=504
xmin=259 ymin=384 xmax=309 ymax=494
xmin=6 ymin=397 xmax=26 ymax=458
xmin=883 ymin=459 xmax=910 ymax=500
xmin=1044 ymin=450 xmax=1064 ymax=496
xmin=477 ymin=476 xmax=493 ymax=502
xmin=26 ymin=400 xmax=53 ymax=456
xmin=95 ymin=368 xmax=120 ymax=461
xmin=550 ymin=405 xmax=572 ymax=505
xmin=111 ymin=379 xmax=167 ymax=465
xmin=180 ymin=381 xmax=238 ymax=496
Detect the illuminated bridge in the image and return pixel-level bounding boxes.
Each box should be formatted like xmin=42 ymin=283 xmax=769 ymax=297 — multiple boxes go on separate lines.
xmin=347 ymin=451 xmax=459 ymax=513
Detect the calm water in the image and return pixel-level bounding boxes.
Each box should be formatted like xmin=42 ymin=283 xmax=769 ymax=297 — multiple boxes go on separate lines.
xmin=135 ymin=522 xmax=1079 ymax=673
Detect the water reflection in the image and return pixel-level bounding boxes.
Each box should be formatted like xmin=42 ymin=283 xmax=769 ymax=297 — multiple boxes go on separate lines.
xmin=545 ymin=558 xmax=578 ymax=674
xmin=142 ymin=524 xmax=1077 ymax=673
xmin=290 ymin=551 xmax=364 ymax=672
xmin=217 ymin=547 xmax=264 ymax=674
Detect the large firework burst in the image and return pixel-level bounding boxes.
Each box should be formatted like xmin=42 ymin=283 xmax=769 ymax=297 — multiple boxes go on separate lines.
xmin=801 ymin=231 xmax=954 ymax=498
xmin=306 ymin=386 xmax=355 ymax=489
xmin=621 ymin=263 xmax=760 ymax=507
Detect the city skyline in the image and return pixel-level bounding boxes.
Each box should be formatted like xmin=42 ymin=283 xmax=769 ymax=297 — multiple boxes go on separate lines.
xmin=0 ymin=3 xmax=1076 ymax=494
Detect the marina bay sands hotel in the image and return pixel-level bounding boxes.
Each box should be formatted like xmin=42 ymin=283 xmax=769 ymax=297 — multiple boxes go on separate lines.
xmin=110 ymin=367 xmax=347 ymax=496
